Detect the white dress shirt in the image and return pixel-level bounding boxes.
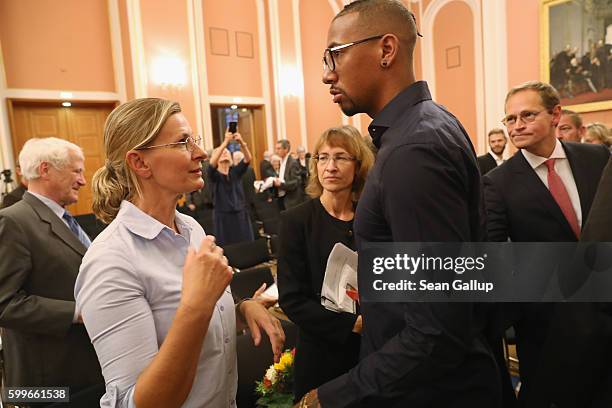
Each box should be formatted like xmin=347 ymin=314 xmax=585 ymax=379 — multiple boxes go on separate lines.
xmin=521 ymin=139 xmax=582 ymax=227
xmin=278 ymin=154 xmax=288 ymax=197
xmin=75 ymin=201 xmax=237 ymax=408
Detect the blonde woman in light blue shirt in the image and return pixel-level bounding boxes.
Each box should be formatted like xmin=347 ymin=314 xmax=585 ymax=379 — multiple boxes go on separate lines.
xmin=75 ymin=98 xmax=284 ymax=408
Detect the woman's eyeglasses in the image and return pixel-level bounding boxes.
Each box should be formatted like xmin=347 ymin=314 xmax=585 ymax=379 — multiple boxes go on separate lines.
xmin=136 ymin=136 xmax=203 ymax=152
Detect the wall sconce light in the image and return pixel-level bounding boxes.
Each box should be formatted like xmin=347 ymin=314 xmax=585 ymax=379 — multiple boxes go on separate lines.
xmin=61 ymin=101 xmax=72 ymax=107
xmin=280 ymin=65 xmax=302 ymax=98
xmin=151 ymin=56 xmax=187 ymax=89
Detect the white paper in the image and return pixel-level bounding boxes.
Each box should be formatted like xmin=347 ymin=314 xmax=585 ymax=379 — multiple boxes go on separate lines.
xmin=321 ymin=243 xmax=358 ymax=314
xmin=254 ymin=177 xmax=276 ymax=192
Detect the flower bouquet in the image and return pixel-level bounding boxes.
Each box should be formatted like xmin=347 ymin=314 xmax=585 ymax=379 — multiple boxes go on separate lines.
xmin=255 ymin=348 xmax=295 ymax=408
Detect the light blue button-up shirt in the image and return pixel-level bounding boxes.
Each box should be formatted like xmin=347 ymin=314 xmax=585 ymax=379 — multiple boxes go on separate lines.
xmin=75 ymin=201 xmax=237 ymax=408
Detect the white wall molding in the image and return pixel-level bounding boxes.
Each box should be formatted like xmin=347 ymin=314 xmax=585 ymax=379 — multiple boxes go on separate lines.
xmin=207 ymin=95 xmax=266 ymax=105
xmin=268 ymin=0 xmax=286 ymax=139
xmin=1 ymin=89 xmax=120 ymax=101
xmin=107 ymin=0 xmax=127 ymax=103
xmin=126 ymin=0 xmax=147 ymax=98
xmin=0 ymin=38 xmax=12 ymax=171
xmin=292 ymin=0 xmax=308 ymax=149
xmin=327 ymin=0 xmax=340 ymax=15
xmin=256 ymin=0 xmax=275 ymax=152
xmin=422 ymin=0 xmax=484 ymax=145
xmin=187 ymin=0 xmax=207 ymax=147
xmin=481 ymin=0 xmax=508 ymax=155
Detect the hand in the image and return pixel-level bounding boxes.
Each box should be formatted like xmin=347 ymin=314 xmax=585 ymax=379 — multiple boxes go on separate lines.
xmin=352 ymin=315 xmax=362 ymax=334
xmin=273 ymin=178 xmax=282 ymax=188
xmin=223 ymin=132 xmax=234 ymax=145
xmin=187 ymin=204 xmax=196 ymax=211
xmin=252 ymin=283 xmax=278 ymax=308
xmin=239 ymin=300 xmax=285 ymax=362
xmin=293 ymin=389 xmax=320 ymax=408
xmin=233 ymin=133 xmax=245 ymax=145
xmin=180 ymin=236 xmax=233 ymax=313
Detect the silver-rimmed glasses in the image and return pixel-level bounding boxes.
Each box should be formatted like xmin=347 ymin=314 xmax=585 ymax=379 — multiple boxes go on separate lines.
xmin=136 ymin=135 xmax=203 ymax=152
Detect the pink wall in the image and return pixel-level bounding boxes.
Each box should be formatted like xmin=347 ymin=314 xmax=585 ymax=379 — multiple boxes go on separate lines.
xmin=434 ymin=1 xmax=478 ymax=147
xmin=118 ymin=0 xmax=135 ymax=101
xmin=300 ymin=0 xmax=343 ymax=150
xmin=140 ymin=0 xmax=197 ymax=131
xmin=506 ymin=0 xmax=540 ymax=90
xmin=202 ymin=0 xmax=262 ymax=97
xmin=0 ymin=0 xmax=115 ymax=91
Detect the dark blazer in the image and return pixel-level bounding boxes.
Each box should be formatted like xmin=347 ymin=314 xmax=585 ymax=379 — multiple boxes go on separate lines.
xmin=0 ymin=183 xmax=26 ymax=209
xmin=582 ymin=156 xmax=612 ymax=241
xmin=483 ymin=142 xmax=610 ymax=407
xmin=0 ymin=192 xmax=103 ymax=392
xmin=279 ymin=156 xmax=305 ymax=209
xmin=477 ymin=152 xmax=499 ymax=175
xmin=278 ymin=199 xmax=360 ymax=401
xmin=260 ymin=159 xmax=275 ymax=179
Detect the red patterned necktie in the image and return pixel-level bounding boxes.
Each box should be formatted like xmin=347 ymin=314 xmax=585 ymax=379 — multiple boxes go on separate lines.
xmin=545 ymin=159 xmax=580 ymax=238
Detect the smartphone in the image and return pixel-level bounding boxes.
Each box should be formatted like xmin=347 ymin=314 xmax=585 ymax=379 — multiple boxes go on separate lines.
xmin=228 ymin=121 xmax=237 ymax=134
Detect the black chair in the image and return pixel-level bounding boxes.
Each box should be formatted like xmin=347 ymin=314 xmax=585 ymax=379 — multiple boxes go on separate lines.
xmin=231 ymin=267 xmax=275 ymax=301
xmin=236 ymin=320 xmax=298 ymax=408
xmin=253 ymin=195 xmax=280 ymax=222
xmin=223 ymin=239 xmax=271 ymax=270
xmin=262 ymin=218 xmax=280 ymax=236
xmin=74 ymin=213 xmax=107 ymax=240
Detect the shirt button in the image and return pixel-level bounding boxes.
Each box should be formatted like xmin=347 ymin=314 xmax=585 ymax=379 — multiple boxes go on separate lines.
xmin=220 ymin=305 xmax=224 ymax=311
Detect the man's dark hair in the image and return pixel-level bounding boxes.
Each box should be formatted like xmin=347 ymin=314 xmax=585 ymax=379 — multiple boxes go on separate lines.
xmin=560 ymin=109 xmax=583 ymax=128
xmin=505 ymin=81 xmax=560 ymax=112
xmin=334 ymin=0 xmax=420 ymax=51
xmin=488 ymin=128 xmax=506 ymax=138
xmin=277 ymin=139 xmax=291 ymax=151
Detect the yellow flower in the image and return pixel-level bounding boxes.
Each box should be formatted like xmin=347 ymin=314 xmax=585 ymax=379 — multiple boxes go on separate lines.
xmin=274 ymin=351 xmax=293 ymax=371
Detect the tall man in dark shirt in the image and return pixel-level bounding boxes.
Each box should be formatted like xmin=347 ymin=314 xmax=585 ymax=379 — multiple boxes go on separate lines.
xmin=297 ymin=1 xmax=500 ymax=407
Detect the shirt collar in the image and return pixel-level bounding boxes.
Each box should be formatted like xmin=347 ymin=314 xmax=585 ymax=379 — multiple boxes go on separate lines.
xmin=521 ymin=138 xmax=566 ymax=170
xmin=117 ymin=200 xmax=193 ymax=240
xmin=28 ymin=191 xmax=66 ymax=219
xmin=368 ymin=81 xmax=432 ymax=149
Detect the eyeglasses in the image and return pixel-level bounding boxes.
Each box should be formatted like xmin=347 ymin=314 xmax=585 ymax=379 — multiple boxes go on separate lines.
xmin=323 ymin=35 xmax=384 ymax=72
xmin=501 ymin=110 xmax=550 ymax=127
xmin=136 ymin=135 xmax=202 ymax=152
xmin=314 ymin=154 xmax=357 ymax=166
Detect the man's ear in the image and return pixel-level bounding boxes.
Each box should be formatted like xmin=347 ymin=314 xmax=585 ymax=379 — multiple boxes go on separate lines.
xmin=38 ymin=162 xmax=51 ymax=180
xmin=550 ymin=105 xmax=562 ymax=128
xmin=380 ymin=34 xmax=400 ymax=67
xmin=126 ymin=150 xmax=152 ymax=179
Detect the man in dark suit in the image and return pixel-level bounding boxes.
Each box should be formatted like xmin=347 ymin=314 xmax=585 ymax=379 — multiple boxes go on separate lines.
xmin=484 ymin=81 xmax=610 ymax=407
xmin=297 ymin=1 xmax=500 ymax=406
xmin=477 ymin=128 xmax=507 ymax=175
xmin=259 ymin=150 xmax=274 ymax=180
xmin=273 ymin=139 xmax=305 ymax=210
xmin=555 ymin=109 xmax=585 ymax=142
xmin=0 ymin=137 xmax=104 ymax=406
xmin=1 ymin=164 xmax=28 ymax=209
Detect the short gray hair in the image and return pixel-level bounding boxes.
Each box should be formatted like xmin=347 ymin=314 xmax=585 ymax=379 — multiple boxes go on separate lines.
xmin=19 ymin=137 xmax=83 ymax=181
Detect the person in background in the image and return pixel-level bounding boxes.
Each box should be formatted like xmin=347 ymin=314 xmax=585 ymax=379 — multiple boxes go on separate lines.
xmin=556 ymin=109 xmax=585 ymax=142
xmin=0 ymin=137 xmax=104 ymax=405
xmin=208 ymin=132 xmax=255 ymax=246
xmin=0 ymin=163 xmax=28 ymax=209
xmin=583 ymin=122 xmax=612 ymax=149
xmin=477 ymin=128 xmax=508 ymax=175
xmin=278 ymin=125 xmax=375 ymax=402
xmin=269 ymin=154 xmax=281 ymax=178
xmin=274 ymin=139 xmax=305 ymax=210
xmin=233 ymin=150 xmax=257 ymax=228
xmin=75 ymin=98 xmax=284 ymax=408
xmin=296 ymin=145 xmax=310 ymax=191
xmin=259 ymin=150 xmax=274 ymax=180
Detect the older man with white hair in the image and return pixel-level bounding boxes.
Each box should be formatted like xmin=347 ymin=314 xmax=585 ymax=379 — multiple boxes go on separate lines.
xmin=0 ymin=137 xmax=104 ymax=405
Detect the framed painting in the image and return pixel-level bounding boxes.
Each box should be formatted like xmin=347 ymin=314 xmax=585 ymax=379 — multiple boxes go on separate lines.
xmin=540 ymin=0 xmax=612 ymax=112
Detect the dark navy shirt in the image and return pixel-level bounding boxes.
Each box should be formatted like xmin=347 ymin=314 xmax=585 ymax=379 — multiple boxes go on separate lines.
xmin=318 ymin=82 xmax=497 ymax=408
xmin=207 ymin=160 xmax=249 ymax=213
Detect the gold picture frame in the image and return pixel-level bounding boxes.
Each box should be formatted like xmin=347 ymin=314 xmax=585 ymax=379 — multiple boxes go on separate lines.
xmin=540 ymin=0 xmax=612 ymax=113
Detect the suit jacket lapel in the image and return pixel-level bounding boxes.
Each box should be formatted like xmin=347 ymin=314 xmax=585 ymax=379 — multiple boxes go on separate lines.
xmin=563 ymin=142 xmax=594 ymax=223
xmin=23 ymin=193 xmax=87 ymax=257
xmin=510 ymin=153 xmax=576 ymax=237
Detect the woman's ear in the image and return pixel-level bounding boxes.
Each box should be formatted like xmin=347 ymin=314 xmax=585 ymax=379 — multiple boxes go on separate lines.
xmin=126 ymin=150 xmax=152 ymax=179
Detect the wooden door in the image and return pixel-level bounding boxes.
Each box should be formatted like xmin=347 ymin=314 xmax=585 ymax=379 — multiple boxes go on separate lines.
xmin=8 ymin=101 xmax=115 ymax=215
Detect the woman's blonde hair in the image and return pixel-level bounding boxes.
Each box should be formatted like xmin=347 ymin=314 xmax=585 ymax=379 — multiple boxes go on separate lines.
xmin=306 ymin=125 xmax=375 ymax=200
xmin=585 ymin=122 xmax=611 ymax=147
xmin=92 ymin=98 xmax=181 ymax=223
